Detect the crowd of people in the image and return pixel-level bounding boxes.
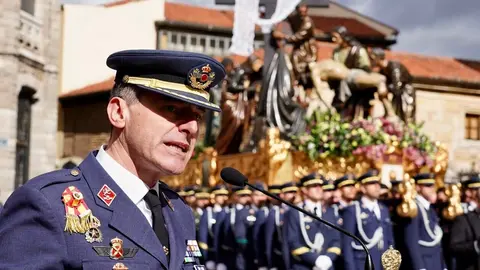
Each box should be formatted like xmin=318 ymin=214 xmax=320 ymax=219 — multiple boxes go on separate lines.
xmin=180 ymin=170 xmax=480 ymax=270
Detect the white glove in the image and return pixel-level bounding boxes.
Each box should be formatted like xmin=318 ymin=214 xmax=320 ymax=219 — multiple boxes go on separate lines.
xmin=258 ymin=267 xmax=268 ymax=270
xmin=206 ymin=261 xmax=215 ymax=270
xmin=269 ymin=268 xmax=278 ymax=270
xmin=216 ymin=263 xmax=227 ymax=270
xmin=314 ymin=255 xmax=333 ymax=270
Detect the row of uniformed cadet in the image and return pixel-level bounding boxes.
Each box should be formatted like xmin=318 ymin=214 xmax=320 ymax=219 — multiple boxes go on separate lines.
xmin=178 ymin=169 xmax=454 ymax=270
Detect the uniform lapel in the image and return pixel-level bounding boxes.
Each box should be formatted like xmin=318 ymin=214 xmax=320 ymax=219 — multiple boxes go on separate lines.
xmin=162 ymin=202 xmax=187 ymax=270
xmin=79 ymin=152 xmax=169 ymax=269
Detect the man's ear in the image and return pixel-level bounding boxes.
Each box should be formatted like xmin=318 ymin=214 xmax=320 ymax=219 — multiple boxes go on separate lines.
xmin=107 ymin=97 xmax=129 ymax=129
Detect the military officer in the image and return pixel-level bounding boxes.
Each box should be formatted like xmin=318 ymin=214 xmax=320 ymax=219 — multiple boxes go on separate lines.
xmin=285 ymin=173 xmax=342 ymax=270
xmin=183 ymin=185 xmax=198 ymax=208
xmin=265 ymin=183 xmax=298 ymax=270
xmin=282 ymin=181 xmax=300 ymax=204
xmin=450 ymin=174 xmax=480 ymax=270
xmin=0 ymin=49 xmax=226 ymax=269
xmin=222 ymin=186 xmax=252 ymax=269
xmin=255 ymin=184 xmax=280 ymax=270
xmin=198 ymin=184 xmax=229 ymax=270
xmin=335 ymin=173 xmax=358 ymax=210
xmin=341 ymin=170 xmax=395 ymax=270
xmin=194 ymin=186 xmax=211 ymax=235
xmin=234 ymin=182 xmax=266 ymax=270
xmin=402 ymin=173 xmax=447 ymax=270
xmin=461 ymin=175 xmax=479 ymax=213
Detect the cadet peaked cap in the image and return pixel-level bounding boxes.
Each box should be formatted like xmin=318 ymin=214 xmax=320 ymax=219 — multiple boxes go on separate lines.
xmin=268 ymin=184 xmax=283 ymax=195
xmin=463 ymin=175 xmax=480 ymax=189
xmin=414 ymin=173 xmax=436 ymax=186
xmin=281 ymin=181 xmax=299 ymax=193
xmin=335 ymin=173 xmax=356 ymax=188
xmin=358 ymin=169 xmax=381 ymax=185
xmin=210 ymin=184 xmax=230 ymax=196
xmin=300 ymin=173 xmax=324 ymax=187
xmin=194 ymin=186 xmax=211 ymax=199
xmin=322 ymin=180 xmax=336 ymax=191
xmin=106 ymin=49 xmax=225 ymax=112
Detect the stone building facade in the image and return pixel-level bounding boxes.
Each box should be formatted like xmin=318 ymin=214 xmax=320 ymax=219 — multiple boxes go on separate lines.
xmin=0 ymin=0 xmax=60 ymax=201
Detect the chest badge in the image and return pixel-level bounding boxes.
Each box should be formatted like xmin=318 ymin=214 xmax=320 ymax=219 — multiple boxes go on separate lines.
xmin=93 ymin=237 xmax=139 ymax=260
xmin=62 ymin=186 xmax=101 ymax=236
xmin=110 ymin=237 xmax=125 ymax=260
xmin=85 ymin=227 xmax=103 ymax=243
xmin=112 ymin=262 xmax=128 ymax=270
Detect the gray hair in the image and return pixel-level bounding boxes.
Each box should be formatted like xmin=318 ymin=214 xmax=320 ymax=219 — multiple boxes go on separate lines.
xmin=110 ymin=82 xmax=141 ymax=104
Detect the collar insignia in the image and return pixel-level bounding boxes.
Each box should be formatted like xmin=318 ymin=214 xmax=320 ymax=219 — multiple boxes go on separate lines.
xmin=97 ymin=184 xmax=117 ymax=207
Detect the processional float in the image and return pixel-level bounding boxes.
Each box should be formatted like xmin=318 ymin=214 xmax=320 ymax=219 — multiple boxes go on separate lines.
xmin=164 ymin=3 xmax=464 ymax=269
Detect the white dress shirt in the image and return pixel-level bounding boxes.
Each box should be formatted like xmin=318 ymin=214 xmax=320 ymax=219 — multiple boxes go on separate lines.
xmin=96 ymin=145 xmax=159 ymax=227
xmin=304 ymin=199 xmax=322 ymax=218
xmin=361 ymin=197 xmax=381 ymax=219
xmin=416 ymin=195 xmax=431 ymax=210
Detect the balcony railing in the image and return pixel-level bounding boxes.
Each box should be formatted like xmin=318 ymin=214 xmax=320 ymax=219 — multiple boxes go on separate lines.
xmin=18 ymin=10 xmax=44 ymax=64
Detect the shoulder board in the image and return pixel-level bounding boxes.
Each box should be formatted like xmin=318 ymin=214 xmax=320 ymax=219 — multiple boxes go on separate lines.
xmin=26 ymin=168 xmax=82 ymax=190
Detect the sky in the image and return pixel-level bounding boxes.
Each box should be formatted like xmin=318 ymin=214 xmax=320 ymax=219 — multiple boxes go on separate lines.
xmin=60 ymin=0 xmax=480 ymax=60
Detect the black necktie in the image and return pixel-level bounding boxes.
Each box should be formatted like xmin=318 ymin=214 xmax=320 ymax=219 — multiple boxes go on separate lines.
xmin=144 ymin=189 xmax=170 ymax=259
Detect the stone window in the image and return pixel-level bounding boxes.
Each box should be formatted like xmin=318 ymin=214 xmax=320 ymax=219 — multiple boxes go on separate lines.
xmin=21 ymin=0 xmax=35 ymax=15
xmin=465 ymin=113 xmax=480 ymax=140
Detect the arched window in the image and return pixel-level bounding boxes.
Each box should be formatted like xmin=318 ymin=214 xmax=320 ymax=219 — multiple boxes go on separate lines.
xmin=14 ymin=86 xmax=37 ymax=188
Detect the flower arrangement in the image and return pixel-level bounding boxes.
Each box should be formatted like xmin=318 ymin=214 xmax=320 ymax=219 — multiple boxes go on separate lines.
xmin=292 ymin=111 xmax=438 ymax=169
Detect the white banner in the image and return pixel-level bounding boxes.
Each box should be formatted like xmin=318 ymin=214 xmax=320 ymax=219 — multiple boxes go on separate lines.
xmin=229 ymin=0 xmax=260 ymax=56
xmin=228 ymin=0 xmax=300 ymax=56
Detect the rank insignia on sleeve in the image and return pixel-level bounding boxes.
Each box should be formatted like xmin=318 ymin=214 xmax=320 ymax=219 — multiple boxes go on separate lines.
xmin=193 ymin=265 xmax=207 ymax=270
xmin=97 ymin=184 xmax=117 ymax=207
xmin=62 ymin=186 xmax=101 ymax=235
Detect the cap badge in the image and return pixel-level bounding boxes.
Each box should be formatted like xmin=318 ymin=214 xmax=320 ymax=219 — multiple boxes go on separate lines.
xmin=188 ymin=64 xmax=215 ymax=90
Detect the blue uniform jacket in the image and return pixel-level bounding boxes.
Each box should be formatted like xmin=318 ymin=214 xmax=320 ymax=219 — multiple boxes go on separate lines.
xmin=198 ymin=205 xmax=226 ymax=262
xmin=341 ymin=200 xmax=395 ymax=270
xmin=284 ymin=203 xmax=342 ymax=270
xmin=0 ymin=151 xmax=202 ymax=270
xmin=403 ymin=198 xmax=446 ymax=270
xmin=264 ymin=205 xmax=288 ymax=269
xmin=233 ymin=206 xmax=257 ymax=270
xmin=252 ymin=206 xmax=269 ymax=267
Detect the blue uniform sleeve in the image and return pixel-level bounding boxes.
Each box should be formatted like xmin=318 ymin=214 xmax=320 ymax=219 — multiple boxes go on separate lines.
xmin=404 ymin=215 xmax=425 ymax=270
xmin=234 ymin=208 xmax=248 ymax=249
xmin=253 ymin=210 xmax=267 ymax=266
xmin=282 ymin=210 xmax=291 ymax=269
xmin=324 ymin=212 xmax=342 ymax=262
xmin=285 ymin=209 xmax=319 ymax=266
xmin=0 ymin=186 xmax=67 ymax=270
xmin=197 ymin=209 xmax=210 ymax=260
xmin=264 ymin=210 xmax=276 ymax=267
xmin=341 ymin=206 xmax=357 ymax=270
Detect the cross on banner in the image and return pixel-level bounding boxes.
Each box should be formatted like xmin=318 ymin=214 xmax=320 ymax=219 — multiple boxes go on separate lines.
xmin=215 ymin=0 xmax=328 ymax=77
